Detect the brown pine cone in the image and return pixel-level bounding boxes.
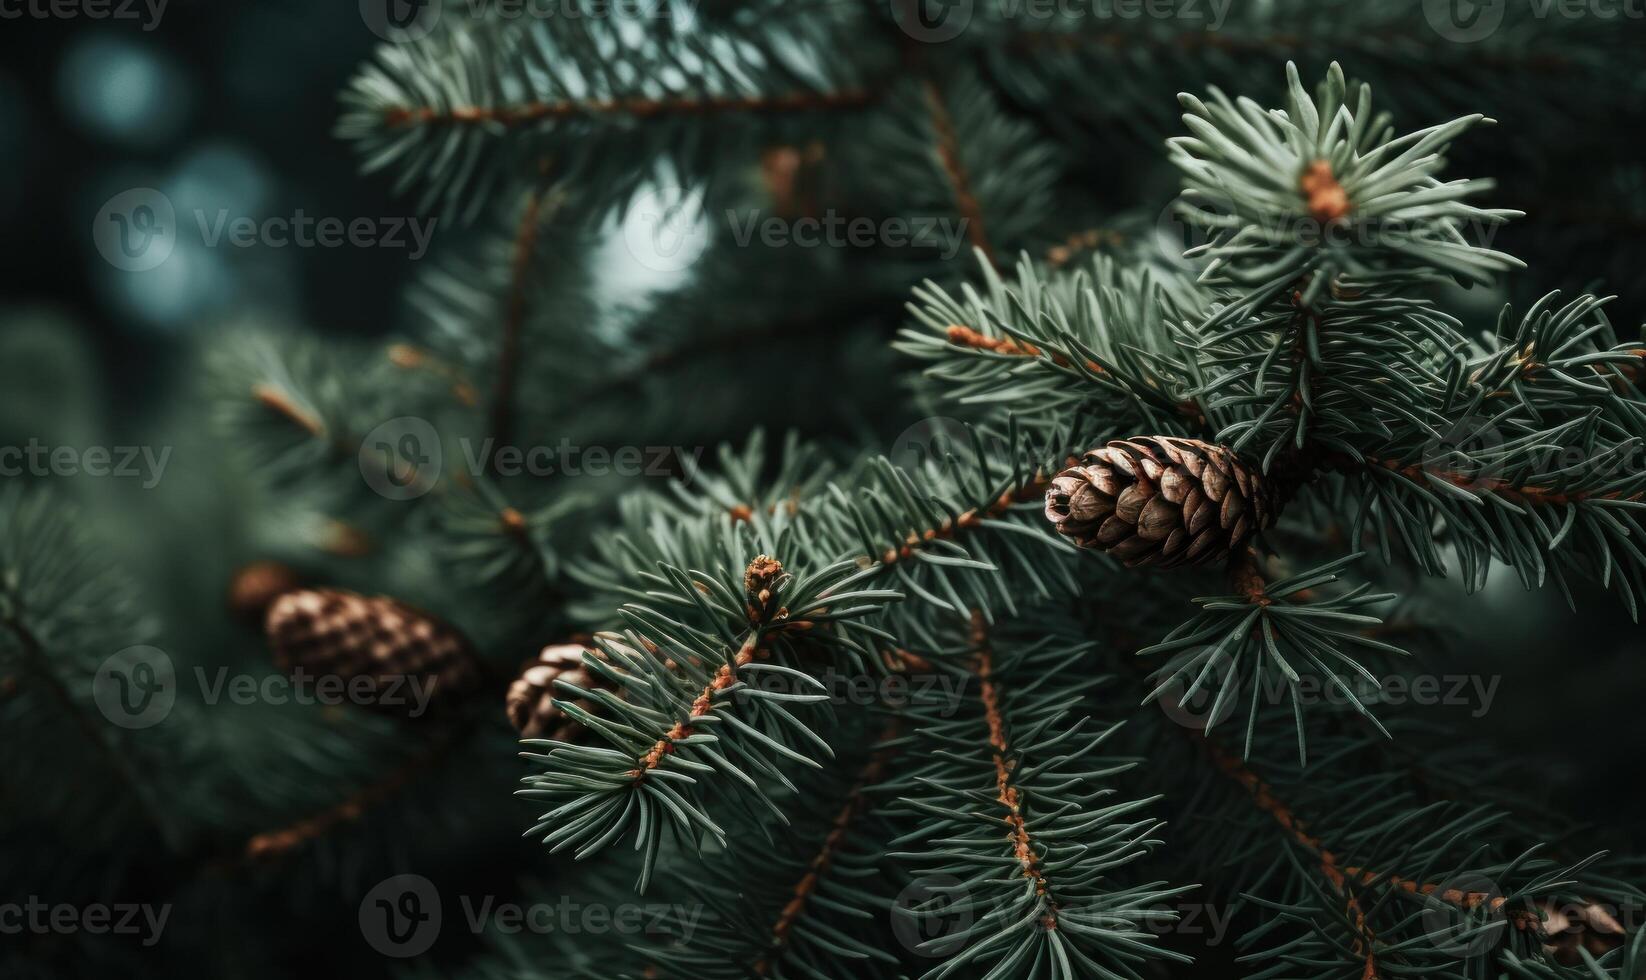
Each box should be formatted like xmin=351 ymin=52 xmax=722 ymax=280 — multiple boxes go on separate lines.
xmin=1537 ymin=899 xmax=1625 ymax=965
xmin=1044 ymin=436 xmax=1280 ymax=568
xmin=506 ymin=643 xmax=610 ymax=740
xmin=228 ymin=560 xmax=302 ymax=625
xmin=265 ymin=589 xmax=478 ymax=717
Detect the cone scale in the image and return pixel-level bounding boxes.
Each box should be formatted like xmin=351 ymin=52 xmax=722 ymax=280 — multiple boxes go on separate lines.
xmin=1044 ymin=436 xmax=1280 ymax=568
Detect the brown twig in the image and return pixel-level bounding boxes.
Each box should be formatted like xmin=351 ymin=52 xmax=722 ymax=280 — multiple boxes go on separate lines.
xmin=921 ymin=79 xmax=995 ymax=267
xmin=252 ymin=382 xmax=325 ymax=439
xmin=877 ymin=474 xmax=1058 ymax=566
xmin=242 ymin=728 xmax=460 ymax=861
xmin=2 ymin=615 xmax=174 ymax=849
xmin=382 ymin=90 xmax=877 ymax=129
xmin=1351 ymin=454 xmax=1646 ymax=507
xmin=630 ymin=558 xmax=811 ymax=780
xmin=753 ymin=720 xmax=901 ymax=976
xmin=1006 ymin=27 xmax=1577 ymax=74
xmin=1205 ymin=741 xmax=1544 ymax=954
xmin=971 ymin=613 xmax=1058 ymax=926
xmin=491 ymin=172 xmax=559 ymax=452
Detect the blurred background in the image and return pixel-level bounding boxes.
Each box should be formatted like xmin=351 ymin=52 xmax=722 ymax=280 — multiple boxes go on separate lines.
xmin=0 ymin=0 xmax=417 ymax=392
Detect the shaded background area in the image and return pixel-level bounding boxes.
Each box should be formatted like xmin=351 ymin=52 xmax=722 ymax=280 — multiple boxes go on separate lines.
xmin=0 ymin=0 xmax=422 ymax=401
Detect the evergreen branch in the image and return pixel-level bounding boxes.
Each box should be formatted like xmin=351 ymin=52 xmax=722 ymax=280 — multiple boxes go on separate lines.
xmin=919 ymin=79 xmax=995 ymax=267
xmin=339 ymin=11 xmax=888 ymax=218
xmin=1169 ymin=61 xmax=1521 ymax=296
xmin=1 ymin=613 xmax=174 ymax=849
xmin=1205 ymin=741 xmax=1384 ymax=977
xmin=1138 ymin=552 xmax=1407 ymax=762
xmin=647 ymin=714 xmax=905 ymax=979
xmin=240 ymin=725 xmax=464 ymax=862
xmin=888 ymin=612 xmax=1192 ymax=979
xmin=1121 ymin=695 xmax=1644 ymax=980
xmin=751 ymin=725 xmax=899 ymax=977
xmin=0 ymin=487 xmax=176 ymax=852
xmin=489 ymin=173 xmax=559 ymax=452
xmin=899 ymin=252 xmax=1209 ymax=442
xmin=520 ymin=545 xmax=898 ymax=887
xmin=380 ymin=88 xmax=879 ymax=129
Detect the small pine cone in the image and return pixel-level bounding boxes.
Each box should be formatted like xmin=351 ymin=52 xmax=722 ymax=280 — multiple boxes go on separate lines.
xmin=228 ymin=560 xmax=303 ymax=625
xmin=1045 ymin=436 xmax=1280 ymax=568
xmin=265 ymin=589 xmax=478 ymax=716
xmin=506 ymin=643 xmax=609 ymax=740
xmin=1538 ymin=899 xmax=1625 ymax=965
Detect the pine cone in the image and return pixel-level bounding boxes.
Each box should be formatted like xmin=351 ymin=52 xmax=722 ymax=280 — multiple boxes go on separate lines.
xmin=228 ymin=560 xmax=302 ymax=625
xmin=1044 ymin=436 xmax=1280 ymax=568
xmin=506 ymin=643 xmax=610 ymax=740
xmin=265 ymin=589 xmax=478 ymax=716
xmin=1537 ymin=899 xmax=1625 ymax=965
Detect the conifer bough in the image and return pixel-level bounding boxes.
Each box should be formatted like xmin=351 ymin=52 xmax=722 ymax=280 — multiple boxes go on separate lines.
xmin=1044 ymin=436 xmax=1280 ymax=568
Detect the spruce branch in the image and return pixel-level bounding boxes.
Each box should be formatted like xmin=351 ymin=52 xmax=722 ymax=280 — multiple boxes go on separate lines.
xmin=888 ymin=612 xmax=1193 ymax=979
xmin=647 ymin=716 xmax=905 ymax=979
xmin=1138 ymin=552 xmax=1407 ymax=761
xmin=338 ymin=11 xmax=887 ymax=218
xmin=519 ymin=545 xmax=897 ymax=888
